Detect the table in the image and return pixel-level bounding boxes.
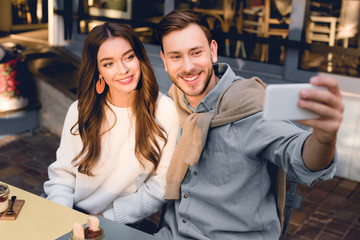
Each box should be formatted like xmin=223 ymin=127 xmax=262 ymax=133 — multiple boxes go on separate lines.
xmin=56 ymin=216 xmax=155 ymax=240
xmin=0 ymin=182 xmax=155 ymax=240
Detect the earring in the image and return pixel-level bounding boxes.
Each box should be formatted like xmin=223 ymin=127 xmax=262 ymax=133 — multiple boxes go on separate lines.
xmin=96 ymin=77 xmax=105 ymax=94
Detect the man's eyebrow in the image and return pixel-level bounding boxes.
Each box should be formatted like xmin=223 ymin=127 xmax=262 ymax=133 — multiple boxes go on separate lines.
xmin=166 ymin=45 xmax=205 ymax=55
xmin=99 ymin=49 xmax=134 ymax=62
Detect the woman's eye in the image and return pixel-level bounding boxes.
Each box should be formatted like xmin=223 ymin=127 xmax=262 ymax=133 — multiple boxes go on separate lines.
xmin=103 ymin=63 xmax=112 ymax=67
xmin=125 ymin=54 xmax=135 ymax=61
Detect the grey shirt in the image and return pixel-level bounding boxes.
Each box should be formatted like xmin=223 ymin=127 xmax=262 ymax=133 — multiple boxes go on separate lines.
xmin=155 ymin=63 xmax=336 ymax=240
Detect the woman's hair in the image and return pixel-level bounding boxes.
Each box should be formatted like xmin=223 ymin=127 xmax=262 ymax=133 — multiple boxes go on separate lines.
xmin=72 ymin=22 xmax=167 ymax=176
xmin=157 ymin=9 xmax=212 ymax=52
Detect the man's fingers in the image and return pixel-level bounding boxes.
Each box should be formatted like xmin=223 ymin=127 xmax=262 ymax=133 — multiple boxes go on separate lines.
xmin=310 ymin=76 xmax=342 ymax=97
xmin=299 ymin=89 xmax=344 ymax=113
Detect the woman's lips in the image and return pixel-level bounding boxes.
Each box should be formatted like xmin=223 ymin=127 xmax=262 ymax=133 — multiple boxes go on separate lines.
xmin=117 ymin=75 xmax=133 ymax=84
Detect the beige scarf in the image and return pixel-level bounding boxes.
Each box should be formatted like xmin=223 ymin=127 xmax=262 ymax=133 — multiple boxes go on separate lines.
xmin=165 ymin=77 xmax=267 ymax=199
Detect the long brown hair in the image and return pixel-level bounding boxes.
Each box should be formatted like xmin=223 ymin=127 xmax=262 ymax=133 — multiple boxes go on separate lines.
xmin=157 ymin=9 xmax=213 ymax=52
xmin=72 ymin=22 xmax=167 ymax=176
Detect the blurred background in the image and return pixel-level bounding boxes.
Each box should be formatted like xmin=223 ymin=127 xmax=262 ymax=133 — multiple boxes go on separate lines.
xmin=0 ymin=1 xmax=359 ymax=239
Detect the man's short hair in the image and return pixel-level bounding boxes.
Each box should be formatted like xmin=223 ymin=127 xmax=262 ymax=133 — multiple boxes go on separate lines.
xmin=157 ymin=9 xmax=213 ymax=52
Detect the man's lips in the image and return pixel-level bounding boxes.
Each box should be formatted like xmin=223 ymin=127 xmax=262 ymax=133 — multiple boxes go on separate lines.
xmin=117 ymin=75 xmax=133 ymax=84
xmin=181 ymin=73 xmax=200 ymax=84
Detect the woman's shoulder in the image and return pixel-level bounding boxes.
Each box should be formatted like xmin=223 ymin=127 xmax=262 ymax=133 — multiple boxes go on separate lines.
xmin=157 ymin=92 xmax=175 ymax=108
xmin=67 ymin=100 xmax=79 ymax=114
xmin=63 ymin=100 xmax=79 ymax=122
xmin=156 ymin=92 xmax=178 ymax=122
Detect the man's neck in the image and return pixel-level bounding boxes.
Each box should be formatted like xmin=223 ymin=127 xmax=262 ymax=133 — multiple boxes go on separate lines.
xmin=187 ymin=75 xmax=221 ymax=109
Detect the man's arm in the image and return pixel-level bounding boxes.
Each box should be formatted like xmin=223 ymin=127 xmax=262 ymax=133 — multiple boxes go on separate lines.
xmin=297 ymin=76 xmax=344 ymax=171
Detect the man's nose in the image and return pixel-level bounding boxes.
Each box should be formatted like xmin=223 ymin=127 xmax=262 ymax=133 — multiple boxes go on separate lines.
xmin=182 ymin=56 xmax=195 ymax=72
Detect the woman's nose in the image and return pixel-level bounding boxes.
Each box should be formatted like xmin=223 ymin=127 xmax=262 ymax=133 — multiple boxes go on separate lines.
xmin=118 ymin=61 xmax=129 ymax=74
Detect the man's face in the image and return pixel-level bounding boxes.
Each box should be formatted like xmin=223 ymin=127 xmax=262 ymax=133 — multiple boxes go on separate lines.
xmin=160 ymin=24 xmax=218 ymax=106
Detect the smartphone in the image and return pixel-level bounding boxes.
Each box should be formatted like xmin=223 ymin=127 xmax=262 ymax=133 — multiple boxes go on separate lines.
xmin=263 ymin=83 xmax=326 ymax=120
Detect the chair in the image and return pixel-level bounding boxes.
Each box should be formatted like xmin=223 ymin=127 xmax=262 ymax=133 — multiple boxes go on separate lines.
xmin=260 ymin=0 xmax=290 ymax=62
xmin=306 ymin=15 xmax=338 ymax=72
xmin=236 ymin=0 xmax=290 ymax=62
xmin=193 ymin=0 xmax=237 ymax=56
xmin=336 ymin=0 xmax=360 ymax=48
xmin=235 ymin=2 xmax=264 ymax=58
xmin=275 ymin=167 xmax=302 ymax=240
xmin=306 ymin=15 xmax=338 ymax=47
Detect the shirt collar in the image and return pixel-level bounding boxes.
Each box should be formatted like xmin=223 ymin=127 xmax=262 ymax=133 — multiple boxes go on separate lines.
xmin=182 ymin=63 xmax=237 ymax=113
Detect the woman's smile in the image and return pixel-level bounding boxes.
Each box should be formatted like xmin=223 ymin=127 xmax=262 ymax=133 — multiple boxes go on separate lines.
xmin=117 ymin=75 xmax=134 ymax=84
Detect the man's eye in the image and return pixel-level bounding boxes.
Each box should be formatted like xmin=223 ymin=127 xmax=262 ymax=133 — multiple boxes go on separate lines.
xmin=171 ymin=55 xmax=180 ymax=59
xmin=194 ymin=51 xmax=201 ymax=55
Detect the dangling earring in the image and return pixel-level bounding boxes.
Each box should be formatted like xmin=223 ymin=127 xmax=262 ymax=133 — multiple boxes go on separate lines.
xmin=96 ymin=77 xmax=105 ymax=94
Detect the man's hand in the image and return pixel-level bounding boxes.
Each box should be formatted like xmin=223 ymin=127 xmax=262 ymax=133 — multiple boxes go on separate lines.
xmin=297 ymin=76 xmax=344 ymax=145
xmin=298 ymin=76 xmax=344 ymax=171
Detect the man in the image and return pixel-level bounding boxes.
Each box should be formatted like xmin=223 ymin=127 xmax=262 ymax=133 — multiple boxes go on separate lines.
xmin=155 ymin=9 xmax=344 ymax=240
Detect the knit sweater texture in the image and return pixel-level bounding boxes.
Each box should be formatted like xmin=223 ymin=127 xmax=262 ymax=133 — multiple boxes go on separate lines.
xmin=44 ymin=93 xmax=180 ymax=223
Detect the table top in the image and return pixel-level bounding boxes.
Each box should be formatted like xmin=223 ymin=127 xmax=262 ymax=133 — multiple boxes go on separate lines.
xmin=56 ymin=216 xmax=155 ymax=240
xmin=0 ymin=182 xmax=155 ymax=240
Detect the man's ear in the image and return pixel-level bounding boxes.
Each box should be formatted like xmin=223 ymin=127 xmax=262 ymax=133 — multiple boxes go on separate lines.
xmin=160 ymin=51 xmax=168 ymax=72
xmin=210 ymin=40 xmax=218 ymax=63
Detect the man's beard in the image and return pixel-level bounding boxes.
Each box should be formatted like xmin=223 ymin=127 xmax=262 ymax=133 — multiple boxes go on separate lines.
xmin=173 ymin=65 xmax=214 ymax=97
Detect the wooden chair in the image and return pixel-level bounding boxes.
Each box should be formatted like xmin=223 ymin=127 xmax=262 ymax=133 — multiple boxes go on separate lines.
xmin=235 ymin=1 xmax=264 ymax=58
xmin=260 ymin=0 xmax=290 ymax=62
xmin=335 ymin=0 xmax=360 ymax=49
xmin=193 ymin=0 xmax=237 ymax=56
xmin=306 ymin=16 xmax=338 ymax=47
xmin=236 ymin=0 xmax=290 ymax=62
xmin=306 ymin=15 xmax=338 ymax=72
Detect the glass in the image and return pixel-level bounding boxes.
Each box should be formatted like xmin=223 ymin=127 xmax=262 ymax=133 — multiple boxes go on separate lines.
xmin=0 ymin=184 xmax=10 ymax=213
xmin=174 ymin=0 xmax=291 ymax=64
xmin=301 ymin=0 xmax=360 ymax=77
xmin=69 ymin=227 xmax=105 ymax=240
xmin=88 ymin=0 xmax=131 ymax=20
xmin=11 ymin=0 xmax=48 ymax=25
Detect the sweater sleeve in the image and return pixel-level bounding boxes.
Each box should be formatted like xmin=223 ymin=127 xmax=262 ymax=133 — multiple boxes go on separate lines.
xmin=103 ymin=95 xmax=180 ymax=223
xmin=43 ymin=101 xmax=80 ymax=208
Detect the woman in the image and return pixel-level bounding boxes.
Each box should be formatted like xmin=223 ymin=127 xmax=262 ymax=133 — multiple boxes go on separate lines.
xmin=44 ymin=22 xmax=179 ymax=224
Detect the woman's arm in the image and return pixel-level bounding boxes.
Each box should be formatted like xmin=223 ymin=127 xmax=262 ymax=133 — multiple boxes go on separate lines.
xmin=43 ymin=101 xmax=80 ymax=208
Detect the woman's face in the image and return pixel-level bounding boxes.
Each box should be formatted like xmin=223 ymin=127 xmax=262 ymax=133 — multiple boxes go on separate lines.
xmin=97 ymin=37 xmax=141 ymax=107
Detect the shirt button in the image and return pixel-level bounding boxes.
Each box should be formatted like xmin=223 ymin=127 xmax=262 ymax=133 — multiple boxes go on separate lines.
xmin=182 ymin=219 xmax=187 ymax=223
xmin=184 ymin=194 xmax=188 ymax=198
xmin=193 ymin=172 xmax=198 ymax=176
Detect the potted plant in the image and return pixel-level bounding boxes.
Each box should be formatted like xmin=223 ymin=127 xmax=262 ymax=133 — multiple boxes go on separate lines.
xmin=0 ymin=42 xmax=28 ymax=113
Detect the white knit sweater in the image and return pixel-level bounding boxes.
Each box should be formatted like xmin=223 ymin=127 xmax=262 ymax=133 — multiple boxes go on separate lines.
xmin=44 ymin=93 xmax=180 ymax=223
